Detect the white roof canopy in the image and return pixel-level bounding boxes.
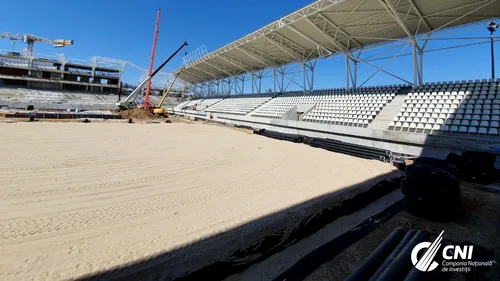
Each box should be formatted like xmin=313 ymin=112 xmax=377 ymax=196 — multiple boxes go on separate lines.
xmin=177 ymin=0 xmax=500 ymax=84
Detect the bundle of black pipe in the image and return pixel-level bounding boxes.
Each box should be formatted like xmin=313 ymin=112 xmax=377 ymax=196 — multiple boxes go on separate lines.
xmin=345 ymin=229 xmax=431 ymax=281
xmin=344 ymin=228 xmax=406 ymax=281
xmin=254 ymin=129 xmax=392 ymax=162
xmin=307 ymin=138 xmax=391 ymax=162
xmin=254 ymin=129 xmax=303 ymax=143
xmin=403 ymin=158 xmax=460 ymax=222
xmin=447 ymin=152 xmax=497 ymax=184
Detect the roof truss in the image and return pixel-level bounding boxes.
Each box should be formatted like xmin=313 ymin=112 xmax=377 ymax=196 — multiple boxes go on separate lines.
xmin=177 ymin=0 xmax=500 ymax=84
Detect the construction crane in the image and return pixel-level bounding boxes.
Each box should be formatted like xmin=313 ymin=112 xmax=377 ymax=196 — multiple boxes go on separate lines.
xmin=117 ymin=41 xmax=188 ymax=111
xmin=152 ymin=68 xmax=185 ymax=117
xmin=0 ymin=32 xmax=73 ymax=57
xmin=143 ymin=8 xmax=161 ymax=109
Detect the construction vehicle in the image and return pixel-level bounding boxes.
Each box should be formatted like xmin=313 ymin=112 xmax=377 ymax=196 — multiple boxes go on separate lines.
xmin=152 ymin=68 xmax=185 ymax=117
xmin=143 ymin=8 xmax=161 ymax=109
xmin=0 ymin=32 xmax=73 ymax=57
xmin=116 ymin=41 xmax=188 ymax=111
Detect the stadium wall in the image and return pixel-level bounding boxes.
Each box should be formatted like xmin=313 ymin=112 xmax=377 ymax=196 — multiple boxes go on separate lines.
xmin=172 ymin=110 xmax=500 ymax=167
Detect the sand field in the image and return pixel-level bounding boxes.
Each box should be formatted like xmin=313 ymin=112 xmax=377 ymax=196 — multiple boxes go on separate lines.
xmin=0 ymin=121 xmax=399 ymax=280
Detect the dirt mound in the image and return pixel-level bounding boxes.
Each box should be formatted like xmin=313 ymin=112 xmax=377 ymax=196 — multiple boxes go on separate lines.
xmin=120 ymin=108 xmax=154 ymax=119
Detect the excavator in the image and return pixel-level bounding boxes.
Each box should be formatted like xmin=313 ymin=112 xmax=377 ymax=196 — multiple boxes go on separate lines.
xmin=151 ymin=68 xmax=185 ymax=117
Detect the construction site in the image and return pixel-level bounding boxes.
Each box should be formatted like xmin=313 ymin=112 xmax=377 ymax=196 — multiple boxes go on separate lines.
xmin=1 ymin=1 xmax=500 ymax=281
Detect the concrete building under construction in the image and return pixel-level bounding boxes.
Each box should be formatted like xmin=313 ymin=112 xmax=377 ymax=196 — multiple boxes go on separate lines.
xmin=0 ymin=52 xmax=121 ymax=93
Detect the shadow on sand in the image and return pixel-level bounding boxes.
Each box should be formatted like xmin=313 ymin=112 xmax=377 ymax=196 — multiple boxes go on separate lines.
xmin=76 ymin=170 xmax=403 ymax=281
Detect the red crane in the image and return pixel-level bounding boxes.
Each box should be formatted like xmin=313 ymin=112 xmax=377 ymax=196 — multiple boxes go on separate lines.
xmin=142 ymin=9 xmax=161 ymax=109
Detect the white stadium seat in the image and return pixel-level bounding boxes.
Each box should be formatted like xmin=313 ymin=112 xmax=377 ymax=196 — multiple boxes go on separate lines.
xmin=388 ymin=79 xmax=500 ymax=136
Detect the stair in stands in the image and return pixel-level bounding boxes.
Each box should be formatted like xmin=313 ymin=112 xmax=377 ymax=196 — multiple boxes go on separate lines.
xmin=368 ymin=90 xmax=410 ymax=130
xmin=246 ymin=95 xmax=277 ymax=116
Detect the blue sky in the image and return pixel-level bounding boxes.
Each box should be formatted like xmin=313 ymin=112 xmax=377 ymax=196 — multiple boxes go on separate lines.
xmin=0 ymin=0 xmax=498 ymax=91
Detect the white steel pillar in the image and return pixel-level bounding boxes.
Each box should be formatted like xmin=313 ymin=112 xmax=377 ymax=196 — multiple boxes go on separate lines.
xmin=411 ymin=42 xmax=424 ymax=87
xmin=280 ymin=66 xmax=286 ymax=93
xmin=255 ymin=70 xmax=263 ymax=94
xmin=239 ymin=73 xmax=246 ymax=94
xmin=353 ymin=60 xmax=358 ymax=89
xmin=418 ymin=49 xmax=424 ymax=86
xmin=345 ymin=54 xmax=350 ymax=90
xmin=251 ymin=71 xmax=255 ymax=94
xmin=412 ymin=42 xmax=418 ymax=87
xmin=302 ymin=62 xmax=307 ymax=93
xmin=273 ymin=67 xmax=277 ymax=94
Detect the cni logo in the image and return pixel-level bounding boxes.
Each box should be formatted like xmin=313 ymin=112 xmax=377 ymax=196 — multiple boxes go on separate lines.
xmin=411 ymin=231 xmax=474 ymax=272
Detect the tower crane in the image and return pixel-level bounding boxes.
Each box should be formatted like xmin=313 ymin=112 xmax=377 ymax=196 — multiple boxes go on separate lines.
xmin=0 ymin=32 xmax=73 ymax=57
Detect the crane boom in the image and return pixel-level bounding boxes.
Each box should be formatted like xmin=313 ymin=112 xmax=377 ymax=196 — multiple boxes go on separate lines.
xmin=157 ymin=68 xmax=185 ymax=109
xmin=143 ymin=8 xmax=161 ymax=108
xmin=117 ymin=41 xmax=188 ymax=111
xmin=0 ymin=32 xmax=73 ymax=57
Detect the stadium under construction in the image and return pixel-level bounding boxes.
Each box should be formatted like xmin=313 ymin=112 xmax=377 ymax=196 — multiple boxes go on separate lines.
xmin=1 ymin=0 xmax=500 ymax=281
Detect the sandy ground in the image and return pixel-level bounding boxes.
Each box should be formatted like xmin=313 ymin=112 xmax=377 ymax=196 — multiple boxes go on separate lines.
xmin=0 ymin=122 xmax=398 ymax=281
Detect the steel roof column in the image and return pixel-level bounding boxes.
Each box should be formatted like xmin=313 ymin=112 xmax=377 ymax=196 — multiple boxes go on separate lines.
xmin=412 ymin=42 xmax=418 ymax=87
xmin=273 ymin=67 xmax=277 ymax=94
xmin=352 ymin=59 xmax=358 ymax=89
xmin=411 ymin=42 xmax=424 ymax=87
xmin=418 ymin=48 xmax=423 ymax=86
xmin=345 ymin=54 xmax=350 ymax=90
xmin=251 ymin=71 xmax=255 ymax=94
xmin=302 ymin=61 xmax=307 ymax=93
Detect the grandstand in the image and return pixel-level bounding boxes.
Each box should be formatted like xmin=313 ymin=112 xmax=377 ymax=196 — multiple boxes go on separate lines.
xmin=389 ymin=79 xmax=500 ymax=134
xmin=0 ymin=87 xmax=118 ymax=110
xmin=206 ymin=93 xmax=273 ymax=115
xmin=174 ymin=79 xmax=500 ymax=135
xmin=2 ymin=1 xmax=500 ymax=281
xmin=164 ymin=2 xmax=500 ymax=277
xmin=169 ymin=0 xmax=500 ymax=163
xmin=252 ymin=86 xmax=400 ymax=126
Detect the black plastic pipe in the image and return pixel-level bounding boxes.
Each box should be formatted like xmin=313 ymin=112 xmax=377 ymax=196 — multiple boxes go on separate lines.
xmin=372 ymin=230 xmax=430 ymax=281
xmin=312 ymin=138 xmax=391 ymax=153
xmin=309 ymin=141 xmax=390 ymax=158
xmin=403 ymin=266 xmax=425 ymax=281
xmin=309 ymin=144 xmax=378 ymax=160
xmin=344 ymin=227 xmax=407 ymax=281
xmin=368 ymin=230 xmax=418 ymax=281
xmin=308 ymin=138 xmax=389 ymax=154
xmin=309 ymin=142 xmax=389 ymax=160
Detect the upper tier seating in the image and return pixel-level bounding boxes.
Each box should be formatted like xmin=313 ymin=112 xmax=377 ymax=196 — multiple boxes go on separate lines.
xmin=0 ymin=88 xmax=117 ymax=106
xmin=389 ymin=79 xmax=500 ymax=135
xmin=174 ymin=98 xmax=225 ymax=111
xmin=251 ymin=91 xmax=303 ymax=118
xmin=174 ymin=100 xmax=191 ymax=111
xmin=252 ymin=86 xmax=400 ymax=127
xmin=194 ymin=98 xmax=224 ymax=111
xmin=205 ymin=94 xmax=273 ymax=115
xmin=181 ymin=100 xmax=203 ymax=110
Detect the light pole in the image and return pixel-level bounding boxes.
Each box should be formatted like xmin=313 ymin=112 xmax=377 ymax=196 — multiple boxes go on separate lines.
xmin=487 ymin=21 xmax=498 ymax=80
